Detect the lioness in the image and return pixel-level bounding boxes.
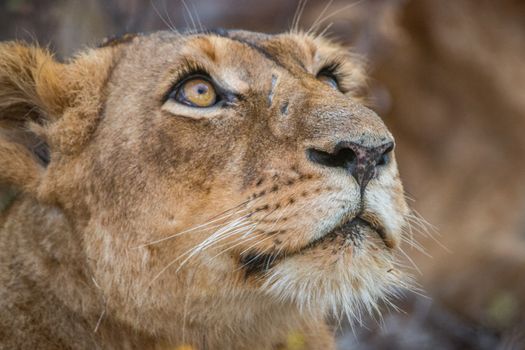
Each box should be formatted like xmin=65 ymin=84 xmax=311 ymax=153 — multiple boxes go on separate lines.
xmin=0 ymin=29 xmax=409 ymax=349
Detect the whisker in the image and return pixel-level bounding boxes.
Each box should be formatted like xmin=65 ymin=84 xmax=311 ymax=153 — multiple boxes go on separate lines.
xmin=174 ymin=215 xmax=259 ymax=272
xmin=291 ymin=0 xmax=308 ymax=33
xmin=397 ymin=246 xmax=422 ymax=275
xmin=307 ymin=0 xmax=333 ymax=35
xmin=236 ymin=199 xmax=309 ymax=270
xmin=401 ymin=226 xmax=431 ymax=257
xmin=181 ymin=0 xmax=197 ymax=33
xmin=179 ymin=217 xmax=252 ymax=258
xmin=162 ymin=0 xmax=179 ymax=35
xmin=155 ymin=192 xmax=293 ymax=281
xmin=316 ymin=22 xmax=334 ymax=39
xmin=402 ymin=236 xmax=431 ymax=257
xmin=307 ymin=0 xmax=363 ymax=36
xmin=208 ymin=228 xmax=260 ymax=260
xmin=146 ymin=215 xmax=254 ymax=286
xmin=189 ymin=1 xmax=205 ymax=32
xmin=181 ymin=270 xmax=196 ymax=345
xmin=135 ymin=197 xmax=261 ymax=248
xmin=150 ymin=0 xmax=179 ymax=34
xmin=223 ymin=209 xmax=284 ymax=262
xmin=135 ymin=207 xmax=250 ymax=248
xmin=405 ymin=210 xmax=451 ymax=253
xmin=407 ymin=210 xmax=437 ymax=233
xmin=403 ymin=192 xmax=416 ymax=203
xmin=212 ymin=197 xmax=304 ymax=271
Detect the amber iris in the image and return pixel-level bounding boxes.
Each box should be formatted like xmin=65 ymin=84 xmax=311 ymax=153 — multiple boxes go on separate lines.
xmin=180 ymin=78 xmax=217 ymax=107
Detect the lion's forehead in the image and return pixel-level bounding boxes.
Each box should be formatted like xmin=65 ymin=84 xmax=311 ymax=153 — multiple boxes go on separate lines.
xmin=111 ymin=30 xmax=352 ymax=92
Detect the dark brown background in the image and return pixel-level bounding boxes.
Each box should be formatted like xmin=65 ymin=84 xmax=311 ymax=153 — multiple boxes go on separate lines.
xmin=1 ymin=0 xmax=525 ymax=349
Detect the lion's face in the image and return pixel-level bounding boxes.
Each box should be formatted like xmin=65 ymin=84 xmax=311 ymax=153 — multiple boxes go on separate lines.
xmin=36 ymin=30 xmax=408 ymax=331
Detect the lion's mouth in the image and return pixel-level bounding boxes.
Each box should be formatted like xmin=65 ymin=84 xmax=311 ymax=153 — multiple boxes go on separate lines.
xmin=301 ymin=215 xmax=393 ymax=251
xmin=239 ymin=215 xmax=392 ymax=276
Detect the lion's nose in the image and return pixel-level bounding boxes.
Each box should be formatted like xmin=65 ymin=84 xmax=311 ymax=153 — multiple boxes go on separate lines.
xmin=306 ymin=141 xmax=394 ymax=191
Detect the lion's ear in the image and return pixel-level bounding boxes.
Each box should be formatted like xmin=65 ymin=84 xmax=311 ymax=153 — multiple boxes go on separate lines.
xmin=0 ymin=42 xmax=69 ymax=194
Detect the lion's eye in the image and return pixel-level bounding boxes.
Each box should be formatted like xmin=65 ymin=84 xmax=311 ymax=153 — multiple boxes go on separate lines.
xmin=175 ymin=77 xmax=218 ymax=107
xmin=317 ymin=72 xmax=339 ymax=90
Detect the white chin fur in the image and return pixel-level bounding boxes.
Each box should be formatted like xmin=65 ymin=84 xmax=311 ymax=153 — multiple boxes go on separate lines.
xmin=260 ymin=242 xmax=407 ymax=323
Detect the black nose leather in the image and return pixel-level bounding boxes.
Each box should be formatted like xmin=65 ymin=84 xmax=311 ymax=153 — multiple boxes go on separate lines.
xmin=307 ymin=141 xmax=394 ymax=191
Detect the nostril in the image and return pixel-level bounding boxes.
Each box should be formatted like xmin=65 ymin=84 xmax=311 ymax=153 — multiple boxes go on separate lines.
xmin=306 ymin=147 xmax=356 ymax=169
xmin=377 ymin=143 xmax=394 ymax=166
xmin=307 ymin=141 xmax=393 ymax=189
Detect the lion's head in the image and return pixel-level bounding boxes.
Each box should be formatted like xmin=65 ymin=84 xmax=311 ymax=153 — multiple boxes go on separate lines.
xmin=0 ymin=29 xmax=409 ymax=347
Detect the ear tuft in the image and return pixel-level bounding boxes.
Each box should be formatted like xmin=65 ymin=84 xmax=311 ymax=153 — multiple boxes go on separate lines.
xmin=0 ymin=42 xmax=68 ymax=128
xmin=0 ymin=42 xmax=118 ymax=194
xmin=0 ymin=42 xmax=67 ymax=193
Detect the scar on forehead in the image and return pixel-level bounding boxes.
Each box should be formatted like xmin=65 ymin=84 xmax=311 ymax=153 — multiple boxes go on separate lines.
xmin=268 ymin=74 xmax=278 ymax=107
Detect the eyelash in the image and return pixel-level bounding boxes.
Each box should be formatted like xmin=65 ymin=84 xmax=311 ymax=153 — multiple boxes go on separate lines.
xmin=319 ymin=61 xmax=343 ymax=76
xmin=318 ymin=61 xmax=351 ymax=93
xmin=321 ymin=62 xmax=341 ymax=73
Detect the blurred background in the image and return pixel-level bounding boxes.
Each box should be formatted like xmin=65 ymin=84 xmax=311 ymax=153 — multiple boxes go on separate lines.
xmin=1 ymin=0 xmax=524 ymax=348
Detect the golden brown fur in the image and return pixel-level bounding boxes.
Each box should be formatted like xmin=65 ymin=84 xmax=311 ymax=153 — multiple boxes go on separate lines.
xmin=0 ymin=30 xmax=409 ymax=349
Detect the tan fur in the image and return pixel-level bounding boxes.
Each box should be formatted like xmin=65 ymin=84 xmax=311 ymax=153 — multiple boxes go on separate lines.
xmin=0 ymin=30 xmax=409 ymax=349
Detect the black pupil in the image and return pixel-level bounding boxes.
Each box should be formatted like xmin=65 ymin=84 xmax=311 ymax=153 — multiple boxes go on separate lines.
xmin=196 ymin=84 xmax=208 ymax=95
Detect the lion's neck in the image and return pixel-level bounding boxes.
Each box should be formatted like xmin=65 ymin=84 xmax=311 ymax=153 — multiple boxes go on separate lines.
xmin=0 ymin=196 xmax=152 ymax=348
xmin=0 ymin=196 xmax=321 ymax=349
